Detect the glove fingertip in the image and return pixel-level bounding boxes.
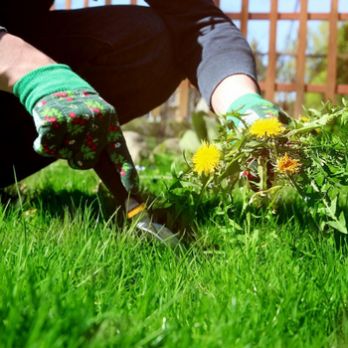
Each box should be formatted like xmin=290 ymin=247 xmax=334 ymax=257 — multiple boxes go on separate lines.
xmin=33 ymin=137 xmax=44 ymax=155
xmin=68 ymin=153 xmax=99 ymax=170
xmin=33 ymin=136 xmax=56 ymax=157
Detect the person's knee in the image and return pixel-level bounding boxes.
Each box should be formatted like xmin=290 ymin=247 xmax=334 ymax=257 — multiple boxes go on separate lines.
xmin=138 ymin=7 xmax=170 ymax=40
xmin=129 ymin=7 xmax=176 ymax=62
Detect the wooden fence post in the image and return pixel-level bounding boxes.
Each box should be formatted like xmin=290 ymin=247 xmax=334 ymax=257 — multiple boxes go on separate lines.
xmin=240 ymin=0 xmax=249 ymax=37
xmin=327 ymin=0 xmax=339 ymax=102
xmin=295 ymin=0 xmax=308 ymax=116
xmin=177 ymin=80 xmax=191 ymax=121
xmin=265 ymin=0 xmax=278 ymax=101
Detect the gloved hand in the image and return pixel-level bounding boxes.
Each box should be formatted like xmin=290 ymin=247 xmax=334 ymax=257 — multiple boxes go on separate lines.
xmin=13 ymin=63 xmax=139 ymax=194
xmin=13 ymin=64 xmax=118 ymax=169
xmin=32 ymin=89 xmax=120 ymax=169
xmin=226 ymin=93 xmax=290 ymax=129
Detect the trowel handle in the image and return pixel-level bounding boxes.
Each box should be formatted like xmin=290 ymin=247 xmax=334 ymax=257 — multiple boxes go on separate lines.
xmin=94 ymin=150 xmax=128 ymax=203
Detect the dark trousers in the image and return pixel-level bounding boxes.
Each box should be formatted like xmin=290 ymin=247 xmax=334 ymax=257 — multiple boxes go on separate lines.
xmin=0 ymin=6 xmax=185 ymax=187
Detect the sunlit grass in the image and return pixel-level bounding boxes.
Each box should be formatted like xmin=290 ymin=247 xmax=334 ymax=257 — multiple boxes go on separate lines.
xmin=1 ymin=160 xmax=348 ymax=347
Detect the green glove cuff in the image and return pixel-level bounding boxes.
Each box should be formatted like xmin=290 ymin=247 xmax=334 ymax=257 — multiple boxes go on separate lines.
xmin=227 ymin=93 xmax=266 ymax=127
xmin=228 ymin=93 xmax=267 ymax=114
xmin=13 ymin=64 xmax=95 ymax=113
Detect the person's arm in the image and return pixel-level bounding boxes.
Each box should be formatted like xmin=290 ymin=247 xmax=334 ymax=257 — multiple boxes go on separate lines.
xmin=145 ymin=0 xmax=290 ymax=124
xmin=0 ymin=31 xmax=55 ymax=93
xmin=145 ymin=0 xmax=259 ymax=111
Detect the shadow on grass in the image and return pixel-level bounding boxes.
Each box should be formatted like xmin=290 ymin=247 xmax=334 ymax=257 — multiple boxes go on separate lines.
xmin=31 ymin=188 xmax=101 ymax=218
xmin=2 ymin=184 xmax=348 ymax=251
xmin=0 ymin=187 xmax=103 ymax=220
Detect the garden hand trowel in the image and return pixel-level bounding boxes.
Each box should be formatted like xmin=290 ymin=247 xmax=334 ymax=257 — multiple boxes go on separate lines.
xmin=94 ymin=150 xmax=180 ymax=248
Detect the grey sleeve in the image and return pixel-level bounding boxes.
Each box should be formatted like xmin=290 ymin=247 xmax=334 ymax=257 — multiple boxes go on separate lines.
xmin=145 ymin=0 xmax=258 ymax=105
xmin=0 ymin=26 xmax=7 ymax=32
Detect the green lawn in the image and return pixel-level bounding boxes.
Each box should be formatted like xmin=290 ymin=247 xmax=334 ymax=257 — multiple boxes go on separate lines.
xmin=1 ymin=160 xmax=348 ymax=347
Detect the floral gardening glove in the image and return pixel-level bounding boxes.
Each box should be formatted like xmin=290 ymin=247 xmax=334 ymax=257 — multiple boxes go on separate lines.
xmin=31 ymin=89 xmax=120 ymax=169
xmin=13 ymin=64 xmax=138 ymax=192
xmin=104 ymin=120 xmax=139 ymax=193
xmin=226 ymin=93 xmax=290 ymax=129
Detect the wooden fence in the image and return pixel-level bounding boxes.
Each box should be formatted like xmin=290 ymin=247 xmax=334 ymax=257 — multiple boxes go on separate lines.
xmin=218 ymin=0 xmax=348 ymax=115
xmin=54 ymin=0 xmax=348 ymax=117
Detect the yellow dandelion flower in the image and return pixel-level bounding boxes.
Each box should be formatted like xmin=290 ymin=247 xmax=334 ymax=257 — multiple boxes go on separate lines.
xmin=276 ymin=153 xmax=301 ymax=175
xmin=192 ymin=142 xmax=221 ymax=176
xmin=249 ymin=117 xmax=285 ymax=138
xmin=300 ymin=115 xmax=310 ymax=123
